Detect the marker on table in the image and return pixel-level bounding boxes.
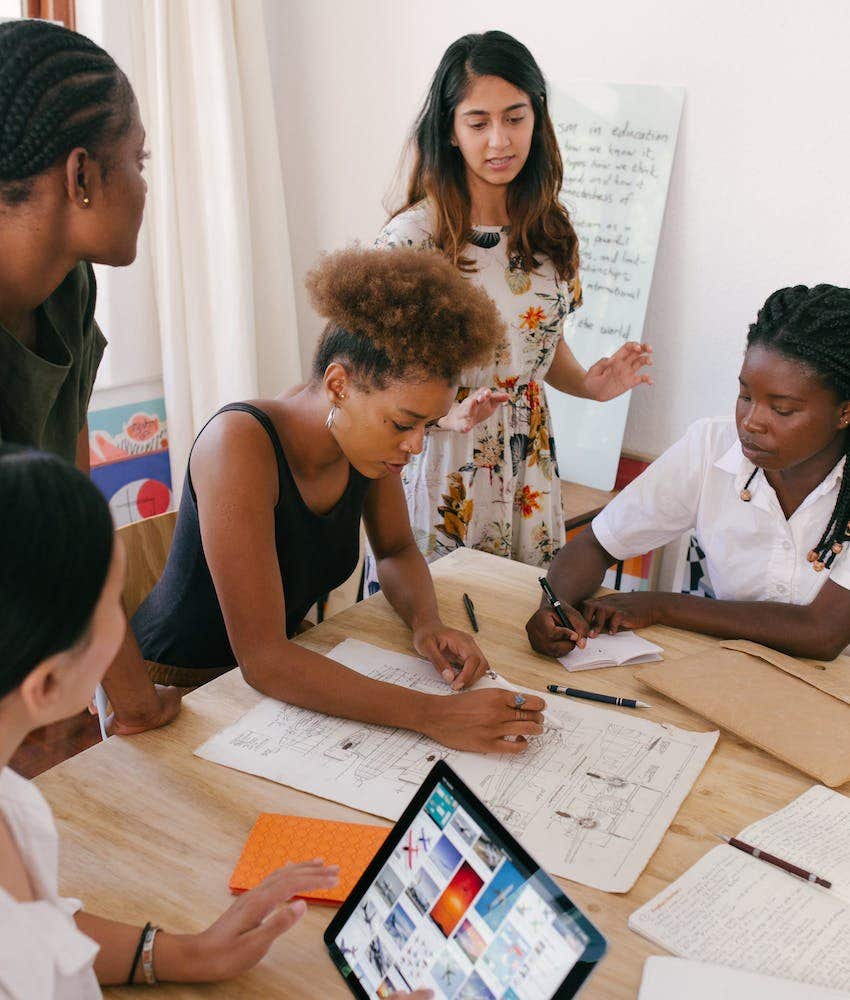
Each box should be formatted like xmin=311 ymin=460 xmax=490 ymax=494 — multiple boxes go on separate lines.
xmin=714 ymin=833 xmax=832 ymax=889
xmin=546 ymin=684 xmax=651 ymax=710
xmin=462 ymin=592 xmax=479 ymax=633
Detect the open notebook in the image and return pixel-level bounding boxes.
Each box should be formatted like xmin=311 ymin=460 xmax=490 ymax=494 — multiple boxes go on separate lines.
xmin=559 ymin=630 xmax=662 ymax=672
xmin=629 ymin=785 xmax=850 ymax=991
xmin=638 ymin=957 xmax=850 ymax=999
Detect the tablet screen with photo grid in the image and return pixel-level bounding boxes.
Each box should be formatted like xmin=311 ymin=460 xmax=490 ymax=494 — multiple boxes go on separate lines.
xmin=325 ymin=761 xmax=606 ymax=1000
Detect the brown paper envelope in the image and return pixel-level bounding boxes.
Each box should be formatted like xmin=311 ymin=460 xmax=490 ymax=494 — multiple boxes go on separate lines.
xmin=718 ymin=639 xmax=850 ymax=705
xmin=635 ymin=647 xmax=850 ymax=787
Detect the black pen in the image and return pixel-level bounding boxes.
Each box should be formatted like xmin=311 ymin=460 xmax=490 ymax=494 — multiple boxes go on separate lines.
xmin=462 ymin=592 xmax=479 ymax=632
xmin=538 ymin=576 xmax=572 ymax=631
xmin=546 ymin=684 xmax=651 ymax=710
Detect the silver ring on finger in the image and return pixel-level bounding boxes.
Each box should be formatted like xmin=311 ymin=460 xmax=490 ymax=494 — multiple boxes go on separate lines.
xmin=513 ymin=693 xmax=527 ymax=709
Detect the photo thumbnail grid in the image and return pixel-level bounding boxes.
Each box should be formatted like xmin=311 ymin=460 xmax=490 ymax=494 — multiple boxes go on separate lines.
xmin=335 ymin=781 xmax=588 ymax=999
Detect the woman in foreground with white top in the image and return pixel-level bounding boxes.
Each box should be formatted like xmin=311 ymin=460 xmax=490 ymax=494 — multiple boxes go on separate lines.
xmin=0 ymin=445 xmax=428 ymax=1000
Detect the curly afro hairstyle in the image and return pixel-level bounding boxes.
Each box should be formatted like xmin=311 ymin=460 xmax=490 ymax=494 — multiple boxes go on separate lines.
xmin=307 ymin=245 xmax=506 ymax=387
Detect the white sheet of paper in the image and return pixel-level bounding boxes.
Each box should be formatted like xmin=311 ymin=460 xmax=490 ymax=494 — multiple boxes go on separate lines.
xmin=546 ymin=83 xmax=684 ymax=490
xmin=629 ymin=787 xmax=850 ymax=991
xmin=559 ymin=630 xmax=663 ymax=671
xmin=736 ymin=785 xmax=850 ymax=900
xmin=638 ymin=957 xmax=850 ymax=1000
xmin=195 ymin=639 xmax=716 ymax=891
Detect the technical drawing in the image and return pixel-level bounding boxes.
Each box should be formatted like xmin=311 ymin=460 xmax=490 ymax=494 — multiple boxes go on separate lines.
xmin=196 ymin=639 xmax=717 ymax=892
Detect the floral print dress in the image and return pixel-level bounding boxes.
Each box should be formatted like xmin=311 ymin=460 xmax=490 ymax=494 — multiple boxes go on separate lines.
xmin=371 ymin=203 xmax=581 ymax=577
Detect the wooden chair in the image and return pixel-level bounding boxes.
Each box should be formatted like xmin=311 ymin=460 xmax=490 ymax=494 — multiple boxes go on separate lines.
xmin=117 ymin=510 xmax=177 ymax=617
xmin=93 ymin=511 xmax=177 ymax=739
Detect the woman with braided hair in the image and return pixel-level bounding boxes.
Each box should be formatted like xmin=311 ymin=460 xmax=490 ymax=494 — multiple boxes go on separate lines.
xmin=526 ymin=284 xmax=850 ymax=662
xmin=0 ymin=18 xmax=145 ymax=463
xmin=0 ymin=18 xmax=181 ymax=734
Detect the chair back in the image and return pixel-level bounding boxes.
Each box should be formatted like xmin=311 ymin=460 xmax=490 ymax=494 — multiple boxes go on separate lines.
xmin=117 ymin=510 xmax=177 ymax=617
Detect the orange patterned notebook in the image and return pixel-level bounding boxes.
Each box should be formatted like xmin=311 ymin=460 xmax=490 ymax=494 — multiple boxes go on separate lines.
xmin=229 ymin=814 xmax=391 ymax=904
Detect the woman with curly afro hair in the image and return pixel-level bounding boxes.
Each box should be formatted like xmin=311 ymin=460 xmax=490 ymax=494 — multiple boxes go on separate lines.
xmin=131 ymin=246 xmax=552 ymax=754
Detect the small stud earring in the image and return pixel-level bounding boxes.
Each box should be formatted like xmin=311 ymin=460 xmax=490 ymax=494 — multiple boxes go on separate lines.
xmin=82 ymin=196 xmax=91 ymax=206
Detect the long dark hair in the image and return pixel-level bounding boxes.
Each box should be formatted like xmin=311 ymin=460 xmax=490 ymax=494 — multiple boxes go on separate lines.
xmin=0 ymin=18 xmax=133 ymax=205
xmin=747 ymin=285 xmax=850 ymax=571
xmin=0 ymin=446 xmax=115 ymax=698
xmin=395 ymin=30 xmax=579 ymax=282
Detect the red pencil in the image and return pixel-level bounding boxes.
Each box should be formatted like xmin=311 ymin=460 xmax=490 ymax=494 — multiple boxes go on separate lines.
xmin=716 ymin=833 xmax=832 ymax=889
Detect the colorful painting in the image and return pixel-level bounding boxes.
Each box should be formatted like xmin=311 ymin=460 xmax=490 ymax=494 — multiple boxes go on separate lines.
xmin=430 ymin=863 xmax=484 ymax=938
xmin=88 ymin=397 xmax=172 ymax=526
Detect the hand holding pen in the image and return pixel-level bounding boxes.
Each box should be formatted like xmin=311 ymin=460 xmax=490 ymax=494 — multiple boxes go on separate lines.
xmin=527 ymin=577 xmax=590 ymax=657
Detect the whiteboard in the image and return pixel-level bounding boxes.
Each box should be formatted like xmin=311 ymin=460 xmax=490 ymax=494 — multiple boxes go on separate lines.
xmin=546 ymin=83 xmax=684 ymax=489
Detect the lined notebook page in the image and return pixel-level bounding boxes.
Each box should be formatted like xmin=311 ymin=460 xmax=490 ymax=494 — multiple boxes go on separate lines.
xmin=629 ymin=846 xmax=850 ymax=991
xmin=638 ymin=956 xmax=850 ymax=999
xmin=738 ymin=785 xmax=850 ymax=900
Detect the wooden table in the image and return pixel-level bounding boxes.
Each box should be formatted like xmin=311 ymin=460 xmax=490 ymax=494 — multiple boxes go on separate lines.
xmin=560 ymin=481 xmax=619 ymax=531
xmin=35 ymin=548 xmax=836 ymax=998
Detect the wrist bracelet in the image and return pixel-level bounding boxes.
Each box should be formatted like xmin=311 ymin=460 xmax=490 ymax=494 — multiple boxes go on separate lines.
xmin=127 ymin=922 xmax=150 ymax=985
xmin=141 ymin=924 xmax=160 ymax=985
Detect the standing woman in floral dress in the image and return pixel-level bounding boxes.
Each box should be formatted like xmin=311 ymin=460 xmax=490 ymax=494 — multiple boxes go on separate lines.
xmin=366 ymin=30 xmax=653 ymax=584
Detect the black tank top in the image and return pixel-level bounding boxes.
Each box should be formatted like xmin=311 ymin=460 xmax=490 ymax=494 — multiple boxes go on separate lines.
xmin=132 ymin=403 xmax=371 ymax=671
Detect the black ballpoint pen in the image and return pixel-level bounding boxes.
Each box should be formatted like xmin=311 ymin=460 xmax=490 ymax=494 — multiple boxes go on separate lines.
xmin=538 ymin=576 xmax=572 ymax=630
xmin=547 ymin=684 xmax=651 ymax=710
xmin=462 ymin=592 xmax=479 ymax=632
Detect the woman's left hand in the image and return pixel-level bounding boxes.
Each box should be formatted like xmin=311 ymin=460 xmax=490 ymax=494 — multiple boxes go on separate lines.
xmin=583 ymin=342 xmax=653 ymax=402
xmin=581 ymin=592 xmax=661 ymax=635
xmin=413 ymin=623 xmax=490 ymax=691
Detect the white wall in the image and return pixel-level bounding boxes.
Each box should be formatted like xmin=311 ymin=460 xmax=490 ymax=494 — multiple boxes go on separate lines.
xmin=77 ymin=0 xmax=164 ymax=408
xmin=263 ymin=0 xmax=850 ymax=458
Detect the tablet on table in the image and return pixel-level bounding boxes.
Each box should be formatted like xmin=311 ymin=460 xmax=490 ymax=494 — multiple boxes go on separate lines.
xmin=325 ymin=761 xmax=606 ymax=999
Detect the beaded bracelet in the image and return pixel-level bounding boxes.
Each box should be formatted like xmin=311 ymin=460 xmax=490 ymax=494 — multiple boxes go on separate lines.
xmin=141 ymin=924 xmax=161 ymax=985
xmin=127 ymin=922 xmax=151 ymax=985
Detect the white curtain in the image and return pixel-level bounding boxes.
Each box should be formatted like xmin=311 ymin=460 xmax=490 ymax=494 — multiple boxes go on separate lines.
xmin=118 ymin=0 xmax=301 ymax=493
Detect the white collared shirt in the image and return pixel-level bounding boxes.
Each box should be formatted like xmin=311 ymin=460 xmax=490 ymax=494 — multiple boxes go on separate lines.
xmin=592 ymin=417 xmax=850 ymax=605
xmin=0 ymin=767 xmax=101 ymax=1000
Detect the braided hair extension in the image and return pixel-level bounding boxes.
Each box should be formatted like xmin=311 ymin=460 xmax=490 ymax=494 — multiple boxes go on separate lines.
xmin=0 ymin=19 xmax=132 ymax=206
xmin=747 ymin=284 xmax=850 ymax=571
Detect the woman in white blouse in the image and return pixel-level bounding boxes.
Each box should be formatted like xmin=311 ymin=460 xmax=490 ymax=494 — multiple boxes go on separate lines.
xmin=526 ymin=284 xmax=850 ymax=662
xmin=0 ymin=446 xmax=428 ymax=998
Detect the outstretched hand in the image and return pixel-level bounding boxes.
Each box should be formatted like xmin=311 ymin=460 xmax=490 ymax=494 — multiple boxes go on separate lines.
xmin=438 ymin=388 xmax=509 ymax=433
xmin=184 ymin=861 xmax=340 ymax=981
xmin=584 ymin=342 xmax=653 ymax=402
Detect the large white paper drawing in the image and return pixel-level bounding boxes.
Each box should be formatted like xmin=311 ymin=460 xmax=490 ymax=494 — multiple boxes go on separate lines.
xmin=195 ymin=639 xmax=716 ymax=891
xmin=547 ymin=83 xmax=684 ymax=490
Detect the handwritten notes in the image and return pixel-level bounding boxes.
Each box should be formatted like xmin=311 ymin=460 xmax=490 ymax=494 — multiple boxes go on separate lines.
xmin=629 ymin=785 xmax=850 ymax=990
xmin=545 ymin=83 xmax=684 ymax=489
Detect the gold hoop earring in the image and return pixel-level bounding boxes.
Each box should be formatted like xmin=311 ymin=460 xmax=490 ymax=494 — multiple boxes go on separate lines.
xmin=325 ymin=404 xmax=337 ymax=430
